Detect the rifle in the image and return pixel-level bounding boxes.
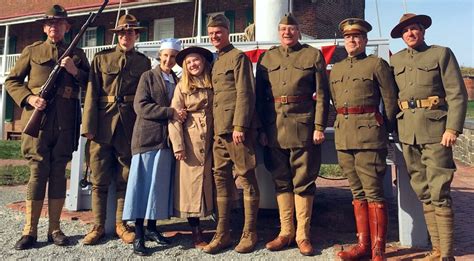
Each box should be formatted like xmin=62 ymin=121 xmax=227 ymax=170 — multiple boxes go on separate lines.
xmin=23 ymin=0 xmax=109 ymax=137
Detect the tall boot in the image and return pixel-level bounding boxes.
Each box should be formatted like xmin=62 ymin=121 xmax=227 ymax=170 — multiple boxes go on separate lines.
xmin=47 ymin=198 xmax=69 ymax=246
xmin=116 ymin=196 xmax=134 ymax=244
xmin=435 ymin=206 xmax=454 ymax=259
xmin=368 ymin=201 xmax=388 ymax=261
xmin=14 ymin=200 xmax=44 ymax=250
xmin=414 ymin=204 xmax=441 ymax=261
xmin=337 ymin=200 xmax=371 ymax=260
xmin=294 ymin=194 xmax=314 ymax=256
xmin=202 ymin=197 xmax=232 ymax=254
xmin=235 ymin=197 xmax=259 ymax=253
xmin=266 ymin=193 xmax=295 ymax=251
xmin=83 ymin=189 xmax=106 ymax=245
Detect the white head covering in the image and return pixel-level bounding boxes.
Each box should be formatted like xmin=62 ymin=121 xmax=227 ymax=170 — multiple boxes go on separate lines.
xmin=160 ymin=38 xmax=182 ymax=51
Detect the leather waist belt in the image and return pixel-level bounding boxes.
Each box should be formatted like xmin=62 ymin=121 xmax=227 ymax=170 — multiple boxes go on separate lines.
xmin=273 ymin=95 xmax=312 ymax=104
xmin=99 ymin=95 xmax=135 ymax=103
xmin=398 ymin=96 xmax=445 ymax=110
xmin=30 ymin=87 xmax=79 ymax=99
xmin=336 ymin=106 xmax=378 ymax=115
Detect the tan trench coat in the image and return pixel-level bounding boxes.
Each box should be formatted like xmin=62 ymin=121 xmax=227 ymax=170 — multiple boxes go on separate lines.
xmin=169 ymin=83 xmax=214 ymax=217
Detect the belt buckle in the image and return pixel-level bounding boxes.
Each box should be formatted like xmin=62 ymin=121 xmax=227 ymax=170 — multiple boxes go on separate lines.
xmin=62 ymin=86 xmax=72 ymax=99
xmin=115 ymin=96 xmax=124 ymax=104
xmin=280 ymin=95 xmax=288 ymax=104
xmin=343 ymin=103 xmax=349 ymax=118
xmin=408 ymin=98 xmax=417 ymax=109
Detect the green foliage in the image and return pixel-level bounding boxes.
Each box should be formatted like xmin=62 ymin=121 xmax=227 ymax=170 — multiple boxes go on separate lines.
xmin=467 ymin=101 xmax=474 ymax=120
xmin=319 ymin=164 xmax=344 ymax=178
xmin=461 ymin=66 xmax=474 ymax=76
xmin=0 ymin=140 xmax=22 ymax=159
xmin=0 ymin=165 xmax=30 ymax=185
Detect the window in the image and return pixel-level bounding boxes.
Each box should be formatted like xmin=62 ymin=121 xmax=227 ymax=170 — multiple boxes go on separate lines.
xmin=0 ymin=38 xmax=4 ymax=55
xmin=81 ymin=27 xmax=97 ymax=47
xmin=153 ymin=18 xmax=174 ymax=40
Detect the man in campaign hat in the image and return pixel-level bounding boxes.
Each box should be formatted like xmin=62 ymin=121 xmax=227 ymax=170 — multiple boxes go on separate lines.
xmin=390 ymin=13 xmax=467 ymax=261
xmin=256 ymin=13 xmax=330 ymax=256
xmin=331 ymin=18 xmax=398 ymax=261
xmin=202 ymin=13 xmax=260 ymax=254
xmin=5 ymin=4 xmax=90 ymax=250
xmin=82 ymin=13 xmax=151 ymax=245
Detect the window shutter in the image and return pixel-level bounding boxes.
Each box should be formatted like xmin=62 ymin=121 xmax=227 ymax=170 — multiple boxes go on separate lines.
xmin=245 ymin=8 xmax=254 ymax=26
xmin=201 ymin=13 xmax=207 ymax=36
xmin=5 ymin=94 xmax=14 ymax=122
xmin=139 ymin=21 xmax=149 ymax=42
xmin=8 ymin=36 xmax=16 ymax=54
xmin=96 ymin=26 xmax=105 ymax=46
xmin=224 ymin=10 xmax=235 ymax=33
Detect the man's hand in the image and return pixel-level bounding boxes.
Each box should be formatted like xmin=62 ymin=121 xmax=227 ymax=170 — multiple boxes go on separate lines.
xmin=313 ymin=130 xmax=325 ymax=145
xmin=83 ymin=133 xmax=95 ymax=140
xmin=60 ymin=57 xmax=79 ymax=76
xmin=27 ymin=95 xmax=47 ymax=111
xmin=233 ymin=130 xmax=245 ymax=145
xmin=440 ymin=131 xmax=457 ymax=147
xmin=173 ymin=108 xmax=187 ymax=123
xmin=174 ymin=150 xmax=186 ymax=160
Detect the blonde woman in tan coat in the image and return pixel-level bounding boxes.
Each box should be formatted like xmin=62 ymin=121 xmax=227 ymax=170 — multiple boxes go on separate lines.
xmin=169 ymin=46 xmax=215 ymax=249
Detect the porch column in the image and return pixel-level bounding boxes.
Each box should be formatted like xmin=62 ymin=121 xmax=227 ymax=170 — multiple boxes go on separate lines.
xmin=254 ymin=0 xmax=289 ymax=41
xmin=196 ymin=0 xmax=202 ymax=43
xmin=0 ymin=24 xmax=10 ymax=140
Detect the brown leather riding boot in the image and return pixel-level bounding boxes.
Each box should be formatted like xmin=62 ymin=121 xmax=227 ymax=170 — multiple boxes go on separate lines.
xmin=235 ymin=197 xmax=259 ymax=253
xmin=47 ymin=198 xmax=69 ymax=246
xmin=191 ymin=226 xmax=207 ymax=249
xmin=368 ymin=201 xmax=388 ymax=261
xmin=295 ymin=194 xmax=314 ymax=256
xmin=435 ymin=206 xmax=454 ymax=259
xmin=266 ymin=193 xmax=295 ymax=251
xmin=337 ymin=199 xmax=371 ymax=260
xmin=202 ymin=197 xmax=233 ymax=254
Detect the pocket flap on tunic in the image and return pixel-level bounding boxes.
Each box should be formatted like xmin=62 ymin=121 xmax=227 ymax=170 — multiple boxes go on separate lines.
xmin=424 ymin=110 xmax=447 ymax=120
xmin=356 ymin=119 xmax=380 ymax=128
xmin=417 ymin=63 xmax=439 ymax=72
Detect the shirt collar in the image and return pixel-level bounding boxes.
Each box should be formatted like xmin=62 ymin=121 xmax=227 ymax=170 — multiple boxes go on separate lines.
xmin=407 ymin=42 xmax=429 ymax=54
xmin=280 ymin=42 xmax=303 ymax=54
xmin=346 ymin=52 xmax=367 ymax=62
xmin=217 ymin=44 xmax=234 ymax=56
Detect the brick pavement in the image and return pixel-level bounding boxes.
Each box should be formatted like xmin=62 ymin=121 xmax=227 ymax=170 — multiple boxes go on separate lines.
xmin=6 ymin=160 xmax=474 ymax=260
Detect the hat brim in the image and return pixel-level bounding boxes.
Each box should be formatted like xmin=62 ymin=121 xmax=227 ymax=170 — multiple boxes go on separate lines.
xmin=176 ymin=46 xmax=214 ymax=68
xmin=36 ymin=16 xmax=73 ymax=24
xmin=110 ymin=27 xmax=146 ymax=32
xmin=390 ymin=14 xmax=431 ymax=38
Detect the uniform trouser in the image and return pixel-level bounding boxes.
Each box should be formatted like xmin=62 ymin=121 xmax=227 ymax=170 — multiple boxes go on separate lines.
xmin=88 ymin=124 xmax=132 ymax=225
xmin=265 ymin=145 xmax=321 ymax=195
xmin=401 ymin=142 xmax=455 ymax=207
xmin=213 ymin=133 xmax=259 ymax=199
xmin=22 ymin=125 xmax=75 ymax=200
xmin=337 ymin=149 xmax=387 ymax=202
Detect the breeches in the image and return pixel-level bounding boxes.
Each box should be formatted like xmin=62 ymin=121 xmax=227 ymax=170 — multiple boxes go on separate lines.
xmin=213 ymin=133 xmax=259 ymax=199
xmin=22 ymin=127 xmax=75 ymax=200
xmin=265 ymin=145 xmax=321 ymax=195
xmin=337 ymin=149 xmax=387 ymax=202
xmin=402 ymin=142 xmax=455 ymax=207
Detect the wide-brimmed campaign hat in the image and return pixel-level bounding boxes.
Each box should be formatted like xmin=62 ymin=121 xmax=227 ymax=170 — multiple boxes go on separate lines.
xmin=391 ymin=13 xmax=432 ymax=38
xmin=176 ymin=46 xmax=214 ymax=68
xmin=110 ymin=14 xmax=146 ymax=32
xmin=36 ymin=4 xmax=72 ymax=24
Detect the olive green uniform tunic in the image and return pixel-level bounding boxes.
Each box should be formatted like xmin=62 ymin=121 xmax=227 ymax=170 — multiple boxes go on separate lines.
xmin=5 ymin=39 xmax=89 ymax=200
xmin=330 ymin=53 xmax=398 ymax=201
xmin=256 ymin=43 xmax=330 ymax=195
xmin=211 ymin=44 xmax=259 ymax=200
xmin=391 ymin=43 xmax=467 ymax=207
xmin=81 ymin=45 xmax=150 ymax=224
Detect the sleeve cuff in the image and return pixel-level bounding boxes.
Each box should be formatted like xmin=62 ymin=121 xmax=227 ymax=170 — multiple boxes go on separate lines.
xmin=446 ymin=129 xmax=459 ymax=136
xmin=315 ymin=124 xmax=325 ymax=131
xmin=233 ymin=126 xmax=246 ymax=132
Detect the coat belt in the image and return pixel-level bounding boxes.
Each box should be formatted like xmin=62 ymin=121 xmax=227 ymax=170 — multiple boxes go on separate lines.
xmin=336 ymin=105 xmax=378 ymax=115
xmin=273 ymin=95 xmax=312 ymax=104
xmin=99 ymin=95 xmax=135 ymax=103
xmin=398 ymin=96 xmax=445 ymax=110
xmin=30 ymin=86 xmax=79 ymax=99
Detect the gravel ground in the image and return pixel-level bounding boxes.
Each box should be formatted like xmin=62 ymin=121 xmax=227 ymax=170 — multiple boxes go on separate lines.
xmin=0 ymin=185 xmax=345 ymax=260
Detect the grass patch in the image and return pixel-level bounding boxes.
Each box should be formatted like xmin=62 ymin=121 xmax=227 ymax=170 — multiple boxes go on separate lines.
xmin=0 ymin=165 xmax=30 ymax=185
xmin=319 ymin=164 xmax=344 ymax=178
xmin=467 ymin=101 xmax=474 ymax=120
xmin=0 ymin=140 xmax=22 ymax=159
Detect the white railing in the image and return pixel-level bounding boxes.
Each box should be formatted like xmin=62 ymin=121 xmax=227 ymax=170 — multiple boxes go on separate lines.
xmin=0 ymin=33 xmax=247 ymax=76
